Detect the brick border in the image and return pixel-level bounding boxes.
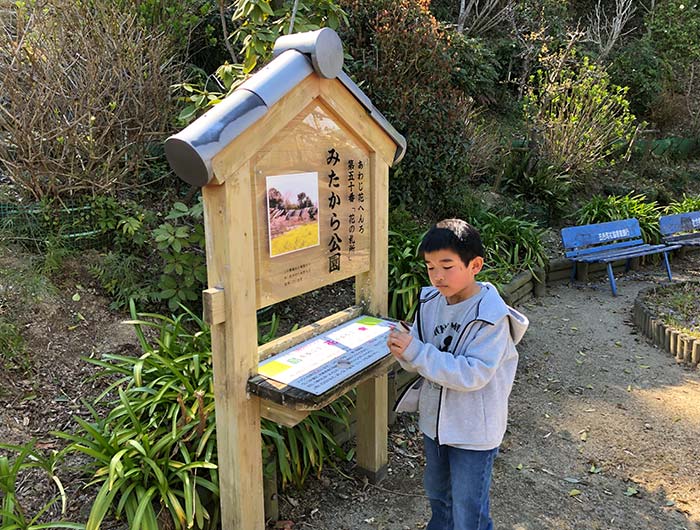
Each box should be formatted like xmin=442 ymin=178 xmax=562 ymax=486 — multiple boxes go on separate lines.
xmin=633 ymin=283 xmax=700 ymax=367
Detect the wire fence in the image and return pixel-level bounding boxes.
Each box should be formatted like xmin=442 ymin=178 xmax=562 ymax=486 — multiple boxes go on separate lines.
xmin=0 ymin=201 xmax=111 ymax=250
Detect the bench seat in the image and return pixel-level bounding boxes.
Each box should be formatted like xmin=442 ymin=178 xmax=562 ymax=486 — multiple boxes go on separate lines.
xmin=561 ymin=218 xmax=681 ymax=296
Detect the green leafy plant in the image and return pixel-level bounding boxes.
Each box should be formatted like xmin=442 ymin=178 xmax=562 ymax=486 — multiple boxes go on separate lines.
xmin=0 ymin=319 xmax=28 ymax=372
xmin=174 ymin=0 xmax=348 ymax=123
xmin=57 ymin=302 xmax=221 ymax=530
xmin=524 ymin=53 xmax=639 ymax=176
xmin=0 ymin=441 xmax=83 ymax=530
xmin=475 ymin=210 xmax=548 ymax=285
xmin=262 ymin=394 xmax=355 ymax=489
xmin=342 ymin=0 xmax=496 ymax=215
xmin=575 ymin=193 xmax=661 ymax=243
xmin=152 ymin=200 xmax=207 ymax=312
xmin=664 ymin=194 xmax=700 ymax=214
xmin=387 ymin=229 xmax=428 ymax=321
xmin=501 ymin=149 xmax=572 ymax=221
xmin=57 ymin=301 xmax=354 ymax=527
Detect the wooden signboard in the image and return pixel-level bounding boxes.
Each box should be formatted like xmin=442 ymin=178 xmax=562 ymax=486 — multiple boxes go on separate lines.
xmin=166 ymin=29 xmax=405 ymax=530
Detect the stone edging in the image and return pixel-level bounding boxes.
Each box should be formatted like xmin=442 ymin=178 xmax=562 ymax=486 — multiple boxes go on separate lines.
xmin=632 ymin=284 xmax=700 ymax=367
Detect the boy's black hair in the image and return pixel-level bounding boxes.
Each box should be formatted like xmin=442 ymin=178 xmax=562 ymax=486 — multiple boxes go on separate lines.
xmin=418 ymin=218 xmax=484 ymax=267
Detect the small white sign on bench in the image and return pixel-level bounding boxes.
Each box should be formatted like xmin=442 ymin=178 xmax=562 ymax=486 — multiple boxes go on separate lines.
xmin=258 ymin=315 xmax=395 ymax=395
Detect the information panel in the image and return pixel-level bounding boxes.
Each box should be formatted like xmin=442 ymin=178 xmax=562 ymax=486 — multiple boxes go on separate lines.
xmin=258 ymin=316 xmax=395 ymax=395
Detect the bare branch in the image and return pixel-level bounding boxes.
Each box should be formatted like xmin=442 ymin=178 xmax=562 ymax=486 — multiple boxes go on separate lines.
xmin=585 ymin=0 xmax=637 ymax=60
xmin=457 ymin=0 xmax=512 ymax=37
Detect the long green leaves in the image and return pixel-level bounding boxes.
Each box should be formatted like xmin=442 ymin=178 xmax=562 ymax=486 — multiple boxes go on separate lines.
xmin=576 ymin=193 xmax=662 ymax=243
xmin=0 ymin=441 xmax=84 ymax=530
xmin=55 ymin=300 xmax=355 ymax=527
xmin=56 ymin=302 xmax=220 ymax=530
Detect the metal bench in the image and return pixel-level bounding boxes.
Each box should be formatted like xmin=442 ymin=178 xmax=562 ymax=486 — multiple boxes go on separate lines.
xmin=561 ymin=218 xmax=681 ymax=296
xmin=660 ymin=211 xmax=700 ymax=249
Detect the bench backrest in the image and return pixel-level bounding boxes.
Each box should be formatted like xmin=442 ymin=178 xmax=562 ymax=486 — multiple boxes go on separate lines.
xmin=561 ymin=218 xmax=643 ymax=259
xmin=659 ymin=211 xmax=700 ymax=239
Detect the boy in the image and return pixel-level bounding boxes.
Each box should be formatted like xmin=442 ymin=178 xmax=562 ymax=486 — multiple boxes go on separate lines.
xmin=387 ymin=218 xmax=529 ymax=530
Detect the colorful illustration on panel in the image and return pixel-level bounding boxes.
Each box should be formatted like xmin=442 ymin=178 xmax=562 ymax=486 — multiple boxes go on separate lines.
xmin=266 ymin=172 xmax=320 ymax=257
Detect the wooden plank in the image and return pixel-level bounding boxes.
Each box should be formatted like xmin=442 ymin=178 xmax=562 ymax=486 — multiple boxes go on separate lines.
xmin=260 ymin=399 xmax=310 ymax=427
xmin=258 ymin=305 xmax=363 ymax=361
xmin=354 ymin=153 xmax=389 ymax=482
xmin=319 ymin=78 xmax=397 ymax=166
xmin=202 ymin=287 xmax=226 ymax=325
xmin=202 ymin=170 xmax=264 ymax=530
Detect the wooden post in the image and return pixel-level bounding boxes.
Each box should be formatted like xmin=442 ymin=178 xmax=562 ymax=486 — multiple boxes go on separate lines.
xmin=354 ymin=154 xmax=389 ymax=483
xmin=202 ymin=171 xmax=265 ymax=530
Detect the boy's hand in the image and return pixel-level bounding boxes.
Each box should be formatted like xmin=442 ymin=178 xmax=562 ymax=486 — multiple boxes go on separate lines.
xmin=387 ymin=325 xmax=412 ymax=360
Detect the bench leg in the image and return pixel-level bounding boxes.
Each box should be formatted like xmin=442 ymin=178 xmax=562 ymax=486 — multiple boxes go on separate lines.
xmin=606 ymin=262 xmax=618 ymax=296
xmin=662 ymin=252 xmax=673 ymax=281
xmin=625 ymin=258 xmax=631 ymax=273
xmin=570 ymin=262 xmax=577 ymax=283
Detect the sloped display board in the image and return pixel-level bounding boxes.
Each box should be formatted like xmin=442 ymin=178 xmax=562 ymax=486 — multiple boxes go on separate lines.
xmin=257 ymin=315 xmax=394 ymax=395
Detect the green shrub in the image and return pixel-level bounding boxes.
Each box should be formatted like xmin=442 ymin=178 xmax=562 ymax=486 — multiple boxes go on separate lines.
xmin=448 ymin=34 xmax=501 ymax=104
xmin=664 ymin=194 xmax=700 ymax=214
xmin=153 ymin=200 xmax=208 ymax=312
xmin=647 ymin=1 xmax=700 ymax=68
xmin=575 ymin=193 xmax=661 ymax=243
xmin=341 ymin=0 xmax=494 ymax=215
xmin=608 ymin=36 xmax=666 ymax=118
xmin=58 ymin=302 xmax=353 ymax=528
xmin=474 ymin=210 xmax=548 ymax=284
xmin=524 ymin=54 xmax=639 ymax=175
xmin=388 ymin=229 xmax=428 ymax=321
xmin=501 ymin=149 xmax=572 ymax=221
xmin=175 ymin=0 xmax=347 ymax=123
xmin=57 ymin=304 xmax=220 ymax=530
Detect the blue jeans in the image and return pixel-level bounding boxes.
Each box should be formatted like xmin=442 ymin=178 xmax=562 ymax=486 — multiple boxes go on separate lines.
xmin=423 ymin=435 xmax=498 ymax=530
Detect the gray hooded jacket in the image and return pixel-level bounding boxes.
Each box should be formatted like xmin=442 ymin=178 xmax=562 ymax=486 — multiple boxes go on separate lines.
xmin=395 ymin=283 xmax=529 ymax=450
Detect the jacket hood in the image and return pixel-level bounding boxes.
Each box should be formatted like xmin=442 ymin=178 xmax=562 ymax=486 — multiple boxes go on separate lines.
xmin=420 ymin=282 xmax=529 ymax=345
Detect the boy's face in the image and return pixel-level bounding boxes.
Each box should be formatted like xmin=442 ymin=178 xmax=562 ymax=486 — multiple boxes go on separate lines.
xmin=424 ymin=248 xmax=484 ymax=305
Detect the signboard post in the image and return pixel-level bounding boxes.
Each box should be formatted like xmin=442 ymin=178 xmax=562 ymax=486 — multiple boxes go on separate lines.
xmin=166 ymin=29 xmax=405 ymax=529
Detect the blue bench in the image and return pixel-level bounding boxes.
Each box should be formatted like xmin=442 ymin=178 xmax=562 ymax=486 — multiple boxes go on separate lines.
xmin=561 ymin=218 xmax=681 ymax=296
xmin=660 ymin=211 xmax=700 ymax=248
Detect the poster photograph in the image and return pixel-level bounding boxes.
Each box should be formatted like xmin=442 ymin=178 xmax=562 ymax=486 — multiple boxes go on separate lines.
xmin=266 ymin=172 xmax=320 ymax=257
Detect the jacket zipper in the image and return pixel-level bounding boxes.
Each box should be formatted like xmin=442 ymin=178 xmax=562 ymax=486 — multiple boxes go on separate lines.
xmin=432 ymin=317 xmax=488 ymax=446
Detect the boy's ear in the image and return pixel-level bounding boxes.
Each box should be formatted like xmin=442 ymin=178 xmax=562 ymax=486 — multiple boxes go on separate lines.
xmin=470 ymin=256 xmax=484 ymax=274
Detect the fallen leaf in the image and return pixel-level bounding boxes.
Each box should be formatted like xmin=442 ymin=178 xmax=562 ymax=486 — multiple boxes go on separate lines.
xmin=569 ymin=489 xmax=582 ymax=497
xmin=624 ymin=487 xmax=639 ymax=497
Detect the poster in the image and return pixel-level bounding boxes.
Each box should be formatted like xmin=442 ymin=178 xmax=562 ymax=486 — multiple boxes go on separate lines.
xmin=266 ymin=172 xmax=320 ymax=257
xmin=258 ymin=316 xmax=395 ymax=395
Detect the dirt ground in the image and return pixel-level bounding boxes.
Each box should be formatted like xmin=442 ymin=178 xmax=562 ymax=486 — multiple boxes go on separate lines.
xmin=1 ymin=250 xmax=700 ymax=529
